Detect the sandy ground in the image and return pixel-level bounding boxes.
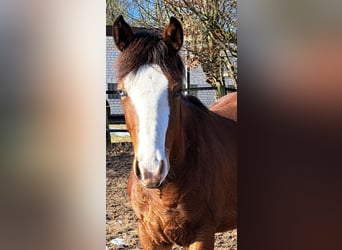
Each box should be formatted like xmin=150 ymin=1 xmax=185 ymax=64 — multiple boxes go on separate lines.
xmin=106 ymin=142 xmax=237 ymax=249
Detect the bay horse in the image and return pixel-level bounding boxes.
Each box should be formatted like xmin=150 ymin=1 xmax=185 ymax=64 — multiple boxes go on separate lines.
xmin=112 ymin=15 xmax=237 ymax=249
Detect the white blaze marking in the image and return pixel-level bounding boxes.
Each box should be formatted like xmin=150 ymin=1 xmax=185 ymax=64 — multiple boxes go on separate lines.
xmin=123 ymin=64 xmax=169 ymax=174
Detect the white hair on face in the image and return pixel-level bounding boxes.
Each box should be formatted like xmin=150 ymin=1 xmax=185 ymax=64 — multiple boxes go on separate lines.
xmin=123 ymin=64 xmax=170 ymax=175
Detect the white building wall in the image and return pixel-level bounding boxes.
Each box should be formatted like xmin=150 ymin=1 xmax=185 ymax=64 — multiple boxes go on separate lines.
xmin=106 ymin=37 xmax=123 ymax=114
xmin=187 ymin=65 xmax=216 ymax=107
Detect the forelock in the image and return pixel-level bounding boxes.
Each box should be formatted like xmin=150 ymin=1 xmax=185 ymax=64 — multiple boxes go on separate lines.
xmin=116 ymin=28 xmax=185 ymax=87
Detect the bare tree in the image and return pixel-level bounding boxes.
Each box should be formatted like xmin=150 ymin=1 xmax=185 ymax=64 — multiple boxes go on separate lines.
xmin=164 ymin=0 xmax=237 ymax=97
xmin=128 ymin=0 xmax=168 ymax=27
xmin=106 ymin=0 xmax=129 ymax=25
xmin=107 ymin=0 xmax=168 ymax=27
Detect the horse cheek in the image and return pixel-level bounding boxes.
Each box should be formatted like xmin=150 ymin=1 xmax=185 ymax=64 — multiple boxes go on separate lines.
xmin=123 ymin=99 xmax=139 ymax=153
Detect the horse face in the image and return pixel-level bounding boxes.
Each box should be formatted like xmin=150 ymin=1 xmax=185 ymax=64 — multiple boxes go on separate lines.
xmin=113 ymin=16 xmax=183 ymax=188
xmin=119 ymin=65 xmax=170 ymax=188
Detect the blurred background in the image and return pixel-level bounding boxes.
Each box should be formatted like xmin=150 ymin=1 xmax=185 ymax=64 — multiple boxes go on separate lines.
xmin=0 ymin=0 xmax=105 ymax=249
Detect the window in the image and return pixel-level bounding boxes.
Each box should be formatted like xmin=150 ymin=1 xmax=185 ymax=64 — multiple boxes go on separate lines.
xmin=107 ymin=83 xmax=118 ymax=99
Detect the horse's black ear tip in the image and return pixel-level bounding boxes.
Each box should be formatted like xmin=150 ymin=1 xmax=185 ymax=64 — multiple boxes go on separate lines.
xmin=114 ymin=15 xmax=127 ymax=27
xmin=170 ymin=16 xmax=181 ymax=26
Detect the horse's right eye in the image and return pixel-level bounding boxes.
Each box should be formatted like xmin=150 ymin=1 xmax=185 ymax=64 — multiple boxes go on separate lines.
xmin=117 ymin=89 xmax=127 ymax=98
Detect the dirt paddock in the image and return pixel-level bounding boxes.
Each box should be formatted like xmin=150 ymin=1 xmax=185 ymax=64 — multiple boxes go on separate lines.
xmin=106 ymin=142 xmax=237 ymax=249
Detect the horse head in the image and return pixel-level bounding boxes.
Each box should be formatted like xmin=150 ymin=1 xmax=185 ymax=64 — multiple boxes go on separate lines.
xmin=113 ymin=15 xmax=184 ymax=188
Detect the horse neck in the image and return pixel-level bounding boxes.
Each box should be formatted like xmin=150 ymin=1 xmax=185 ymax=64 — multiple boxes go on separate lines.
xmin=168 ymin=97 xmax=211 ymax=168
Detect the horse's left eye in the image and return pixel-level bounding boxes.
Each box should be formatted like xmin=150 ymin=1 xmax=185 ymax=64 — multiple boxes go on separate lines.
xmin=117 ymin=89 xmax=127 ymax=98
xmin=173 ymin=89 xmax=182 ymax=97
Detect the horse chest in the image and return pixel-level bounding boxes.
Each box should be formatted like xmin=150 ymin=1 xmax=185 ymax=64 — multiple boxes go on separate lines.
xmin=131 ymin=186 xmax=196 ymax=245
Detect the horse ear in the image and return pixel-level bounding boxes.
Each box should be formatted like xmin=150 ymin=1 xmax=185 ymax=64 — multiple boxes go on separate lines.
xmin=112 ymin=15 xmax=134 ymax=51
xmin=162 ymin=17 xmax=183 ymax=52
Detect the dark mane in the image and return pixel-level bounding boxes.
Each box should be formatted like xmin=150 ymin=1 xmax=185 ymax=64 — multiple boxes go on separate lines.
xmin=116 ymin=28 xmax=185 ymax=86
xmin=183 ymin=94 xmax=209 ymax=112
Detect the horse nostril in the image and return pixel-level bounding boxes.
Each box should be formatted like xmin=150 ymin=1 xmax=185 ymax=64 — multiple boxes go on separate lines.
xmin=134 ymin=160 xmax=141 ymax=180
xmin=133 ymin=159 xmax=167 ymax=188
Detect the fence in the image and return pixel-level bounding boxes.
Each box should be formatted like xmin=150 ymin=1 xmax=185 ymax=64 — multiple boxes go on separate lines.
xmin=106 ymin=85 xmax=236 ymax=115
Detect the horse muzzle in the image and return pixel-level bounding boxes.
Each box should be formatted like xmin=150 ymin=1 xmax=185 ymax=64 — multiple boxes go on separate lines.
xmin=133 ymin=158 xmax=168 ymax=188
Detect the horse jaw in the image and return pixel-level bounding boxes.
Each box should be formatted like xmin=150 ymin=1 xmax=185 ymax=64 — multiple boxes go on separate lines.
xmin=123 ymin=64 xmax=170 ymax=188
